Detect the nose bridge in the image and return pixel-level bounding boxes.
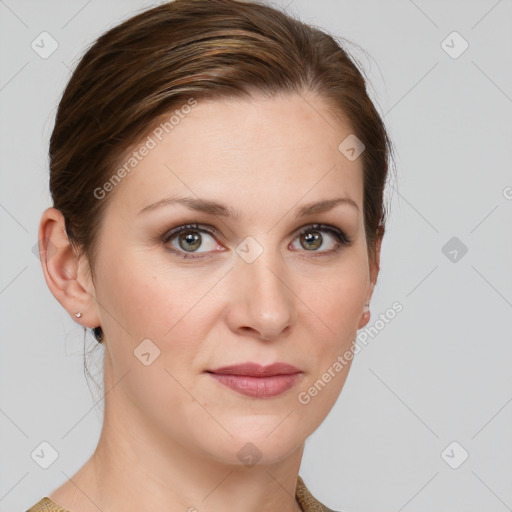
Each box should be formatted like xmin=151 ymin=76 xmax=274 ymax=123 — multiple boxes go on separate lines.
xmin=230 ymin=234 xmax=296 ymax=338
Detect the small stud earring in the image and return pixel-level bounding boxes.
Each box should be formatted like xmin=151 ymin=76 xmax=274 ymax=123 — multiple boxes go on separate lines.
xmin=75 ymin=312 xmax=83 ymax=318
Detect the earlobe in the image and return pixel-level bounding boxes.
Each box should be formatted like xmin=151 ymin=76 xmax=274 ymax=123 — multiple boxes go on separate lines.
xmin=38 ymin=207 xmax=100 ymax=327
xmin=357 ymin=301 xmax=371 ymax=329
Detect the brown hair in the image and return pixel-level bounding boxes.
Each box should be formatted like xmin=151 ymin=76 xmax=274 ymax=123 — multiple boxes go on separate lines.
xmin=50 ymin=0 xmax=394 ymax=280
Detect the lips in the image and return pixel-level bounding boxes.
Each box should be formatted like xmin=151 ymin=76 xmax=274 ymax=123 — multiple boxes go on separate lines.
xmin=206 ymin=362 xmax=303 ymax=399
xmin=208 ymin=362 xmax=301 ymax=377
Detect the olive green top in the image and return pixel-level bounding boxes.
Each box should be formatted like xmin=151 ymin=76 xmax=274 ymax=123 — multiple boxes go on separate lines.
xmin=26 ymin=475 xmax=337 ymax=512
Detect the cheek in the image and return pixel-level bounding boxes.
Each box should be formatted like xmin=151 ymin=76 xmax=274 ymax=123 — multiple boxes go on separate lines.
xmin=97 ymin=250 xmax=218 ymax=373
xmin=98 ymin=254 xmax=203 ymax=416
xmin=298 ymin=257 xmax=369 ymax=335
xmin=98 ymin=249 xmax=179 ymax=336
xmin=294 ymin=263 xmax=366 ymax=419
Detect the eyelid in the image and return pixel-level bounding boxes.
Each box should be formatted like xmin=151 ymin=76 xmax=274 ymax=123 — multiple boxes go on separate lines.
xmin=163 ymin=222 xmax=349 ymax=242
xmin=162 ymin=223 xmax=224 ymax=243
xmin=162 ymin=222 xmax=351 ymax=259
xmin=292 ymin=223 xmax=352 ymax=254
xmin=294 ymin=222 xmax=350 ymax=241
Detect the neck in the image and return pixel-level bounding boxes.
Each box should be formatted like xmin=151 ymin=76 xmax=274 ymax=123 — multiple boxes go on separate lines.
xmin=91 ymin=411 xmax=305 ymax=512
xmin=51 ymin=372 xmax=305 ymax=512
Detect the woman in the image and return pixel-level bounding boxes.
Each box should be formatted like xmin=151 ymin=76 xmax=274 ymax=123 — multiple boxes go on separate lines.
xmin=28 ymin=0 xmax=394 ymax=510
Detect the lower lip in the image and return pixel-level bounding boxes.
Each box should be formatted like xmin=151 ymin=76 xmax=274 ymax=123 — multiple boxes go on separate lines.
xmin=207 ymin=372 xmax=302 ymax=398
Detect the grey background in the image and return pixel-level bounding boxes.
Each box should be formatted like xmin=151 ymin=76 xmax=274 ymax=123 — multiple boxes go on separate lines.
xmin=1 ymin=0 xmax=511 ymax=511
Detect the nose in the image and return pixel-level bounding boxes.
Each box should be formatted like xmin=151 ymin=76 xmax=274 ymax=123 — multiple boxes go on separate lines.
xmin=226 ymin=244 xmax=297 ymax=341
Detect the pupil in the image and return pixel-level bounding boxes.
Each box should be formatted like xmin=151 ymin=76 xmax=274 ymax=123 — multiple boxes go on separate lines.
xmin=180 ymin=231 xmax=201 ymax=251
xmin=302 ymin=231 xmax=322 ymax=251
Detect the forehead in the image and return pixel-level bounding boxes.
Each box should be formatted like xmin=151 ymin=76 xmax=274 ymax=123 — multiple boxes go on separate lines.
xmin=105 ymin=92 xmax=364 ymax=219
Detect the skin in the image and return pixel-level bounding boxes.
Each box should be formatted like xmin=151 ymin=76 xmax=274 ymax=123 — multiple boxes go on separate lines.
xmin=38 ymin=90 xmax=381 ymax=512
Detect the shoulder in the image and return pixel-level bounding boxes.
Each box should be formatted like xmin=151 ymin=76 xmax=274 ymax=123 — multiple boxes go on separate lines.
xmin=296 ymin=475 xmax=341 ymax=512
xmin=25 ymin=497 xmax=71 ymax=512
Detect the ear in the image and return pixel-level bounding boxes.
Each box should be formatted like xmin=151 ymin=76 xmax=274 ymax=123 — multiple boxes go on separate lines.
xmin=357 ymin=233 xmax=382 ymax=329
xmin=37 ymin=207 xmax=101 ymax=329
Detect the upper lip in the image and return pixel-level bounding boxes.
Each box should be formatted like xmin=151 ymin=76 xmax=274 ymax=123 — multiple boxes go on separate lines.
xmin=207 ymin=362 xmax=302 ymax=377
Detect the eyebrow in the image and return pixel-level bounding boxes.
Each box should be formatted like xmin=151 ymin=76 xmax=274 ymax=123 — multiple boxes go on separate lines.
xmin=138 ymin=195 xmax=359 ymax=218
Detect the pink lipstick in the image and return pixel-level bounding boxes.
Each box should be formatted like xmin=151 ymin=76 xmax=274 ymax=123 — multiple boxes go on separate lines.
xmin=206 ymin=362 xmax=303 ymax=399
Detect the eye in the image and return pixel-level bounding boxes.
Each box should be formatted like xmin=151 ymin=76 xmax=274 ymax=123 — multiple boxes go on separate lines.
xmin=163 ymin=224 xmax=224 ymax=260
xmin=163 ymin=223 xmax=351 ymax=260
xmin=290 ymin=224 xmax=351 ymax=256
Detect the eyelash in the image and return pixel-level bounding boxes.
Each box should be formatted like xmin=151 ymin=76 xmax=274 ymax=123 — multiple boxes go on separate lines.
xmin=162 ymin=223 xmax=352 ymax=260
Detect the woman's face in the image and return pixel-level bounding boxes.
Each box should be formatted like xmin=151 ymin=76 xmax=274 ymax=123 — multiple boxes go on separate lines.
xmin=84 ymin=91 xmax=377 ymax=465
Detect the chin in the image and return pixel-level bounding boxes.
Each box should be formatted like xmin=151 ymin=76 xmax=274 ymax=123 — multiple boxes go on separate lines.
xmin=201 ymin=423 xmax=304 ymax=467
